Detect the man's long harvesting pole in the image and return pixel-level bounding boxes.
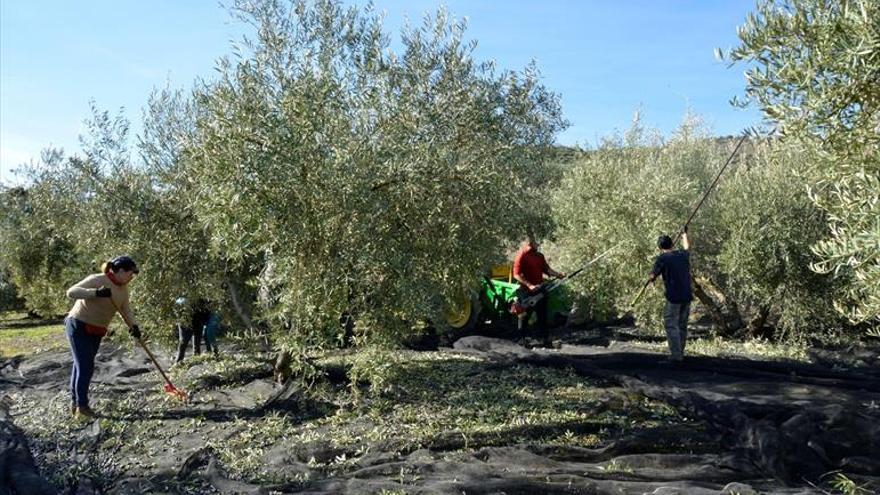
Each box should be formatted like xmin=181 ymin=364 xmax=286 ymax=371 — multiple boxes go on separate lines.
xmin=628 ymin=134 xmax=748 ymax=309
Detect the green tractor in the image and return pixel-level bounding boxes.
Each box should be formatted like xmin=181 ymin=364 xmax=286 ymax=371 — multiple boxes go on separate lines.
xmin=444 ymin=263 xmax=571 ymax=334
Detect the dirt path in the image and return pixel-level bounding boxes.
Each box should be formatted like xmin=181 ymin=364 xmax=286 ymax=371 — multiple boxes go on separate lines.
xmin=2 ymin=330 xmax=879 ymax=494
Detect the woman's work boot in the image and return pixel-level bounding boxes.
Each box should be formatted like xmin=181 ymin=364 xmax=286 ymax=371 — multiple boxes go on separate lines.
xmin=76 ymin=405 xmax=97 ymax=418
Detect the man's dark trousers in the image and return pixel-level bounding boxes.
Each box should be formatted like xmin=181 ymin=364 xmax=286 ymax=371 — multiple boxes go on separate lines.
xmin=663 ymin=301 xmax=690 ymax=360
xmin=516 ymin=287 xmax=549 ymax=341
xmin=176 ymin=324 xmax=203 ymax=363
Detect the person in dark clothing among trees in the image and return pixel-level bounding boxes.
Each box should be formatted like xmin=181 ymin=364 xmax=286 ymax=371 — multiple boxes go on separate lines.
xmin=647 ymin=228 xmax=693 ymax=363
xmin=512 ymin=235 xmax=565 ymax=347
xmin=175 ymin=298 xmax=212 ymax=363
xmin=203 ymin=310 xmax=221 ymax=356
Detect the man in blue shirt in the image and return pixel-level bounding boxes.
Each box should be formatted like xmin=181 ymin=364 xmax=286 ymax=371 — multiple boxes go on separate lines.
xmin=648 ymin=228 xmax=692 ymax=362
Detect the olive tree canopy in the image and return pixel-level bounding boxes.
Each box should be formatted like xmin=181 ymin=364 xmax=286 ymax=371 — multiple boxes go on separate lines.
xmin=182 ymin=0 xmax=567 ymax=345
xmin=727 ymin=0 xmax=880 ymax=326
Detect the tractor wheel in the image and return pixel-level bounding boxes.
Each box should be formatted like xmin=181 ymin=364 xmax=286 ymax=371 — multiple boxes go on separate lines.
xmin=444 ymin=292 xmax=482 ymax=334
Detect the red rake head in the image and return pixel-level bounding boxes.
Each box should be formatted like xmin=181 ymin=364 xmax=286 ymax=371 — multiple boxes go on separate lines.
xmin=163 ymin=383 xmax=188 ymax=402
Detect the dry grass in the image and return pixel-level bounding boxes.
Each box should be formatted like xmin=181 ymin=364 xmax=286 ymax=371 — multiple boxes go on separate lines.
xmin=0 ymin=320 xmax=66 ymax=358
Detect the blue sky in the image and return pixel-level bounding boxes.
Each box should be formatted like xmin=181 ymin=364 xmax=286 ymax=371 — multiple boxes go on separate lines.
xmin=0 ymin=1 xmax=760 ymax=185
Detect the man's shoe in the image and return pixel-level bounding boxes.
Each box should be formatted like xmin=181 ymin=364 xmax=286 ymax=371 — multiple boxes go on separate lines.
xmin=76 ymin=406 xmax=97 ymax=418
xmin=70 ymin=403 xmax=77 ymax=416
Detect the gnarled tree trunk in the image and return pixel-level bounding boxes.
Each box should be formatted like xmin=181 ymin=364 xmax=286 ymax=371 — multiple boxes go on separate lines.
xmin=225 ymin=276 xmax=253 ymax=330
xmin=692 ymin=276 xmax=743 ymax=335
xmin=747 ymin=304 xmax=772 ymax=338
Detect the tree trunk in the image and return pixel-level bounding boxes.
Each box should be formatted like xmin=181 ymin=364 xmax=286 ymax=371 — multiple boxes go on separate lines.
xmin=747 ymin=305 xmax=772 ymax=339
xmin=227 ymin=273 xmax=274 ymax=352
xmin=257 ymin=254 xmax=276 ymax=311
xmin=273 ymin=348 xmax=291 ymax=384
xmin=692 ymin=277 xmax=743 ymax=335
xmin=225 ymin=276 xmax=253 ymax=329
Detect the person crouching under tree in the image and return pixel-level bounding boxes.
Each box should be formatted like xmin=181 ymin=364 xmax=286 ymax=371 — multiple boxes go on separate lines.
xmin=203 ymin=307 xmax=221 ymax=356
xmin=176 ymin=298 xmax=211 ymax=363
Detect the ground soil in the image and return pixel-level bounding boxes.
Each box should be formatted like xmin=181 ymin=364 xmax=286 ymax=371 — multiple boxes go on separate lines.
xmin=2 ymin=324 xmax=879 ymax=494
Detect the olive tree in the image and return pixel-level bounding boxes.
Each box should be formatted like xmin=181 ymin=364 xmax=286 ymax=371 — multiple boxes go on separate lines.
xmin=5 ymin=104 xmax=232 ymax=337
xmin=551 ymin=116 xmax=846 ymax=339
xmin=0 ymin=151 xmax=93 ymax=317
xmin=727 ymin=0 xmax=880 ymax=326
xmin=183 ymin=0 xmax=566 ymax=346
xmin=0 ymin=265 xmax=23 ymax=312
xmin=714 ymin=141 xmax=847 ymax=339
xmin=551 ymin=116 xmax=729 ymax=329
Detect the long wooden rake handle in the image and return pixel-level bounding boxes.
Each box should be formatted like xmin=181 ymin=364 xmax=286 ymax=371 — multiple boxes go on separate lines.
xmin=108 ymin=297 xmax=185 ymax=399
xmin=134 ymin=338 xmax=175 ymax=388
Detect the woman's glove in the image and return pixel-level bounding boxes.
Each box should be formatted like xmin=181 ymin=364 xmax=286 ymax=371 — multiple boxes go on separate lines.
xmin=128 ymin=325 xmax=142 ymax=339
xmin=95 ymin=286 xmax=112 ymax=298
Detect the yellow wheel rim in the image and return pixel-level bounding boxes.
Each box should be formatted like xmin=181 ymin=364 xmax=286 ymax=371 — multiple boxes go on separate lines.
xmin=445 ymin=295 xmax=473 ymax=329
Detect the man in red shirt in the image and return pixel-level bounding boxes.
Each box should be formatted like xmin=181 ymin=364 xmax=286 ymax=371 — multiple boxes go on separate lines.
xmin=513 ymin=236 xmax=565 ymax=346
